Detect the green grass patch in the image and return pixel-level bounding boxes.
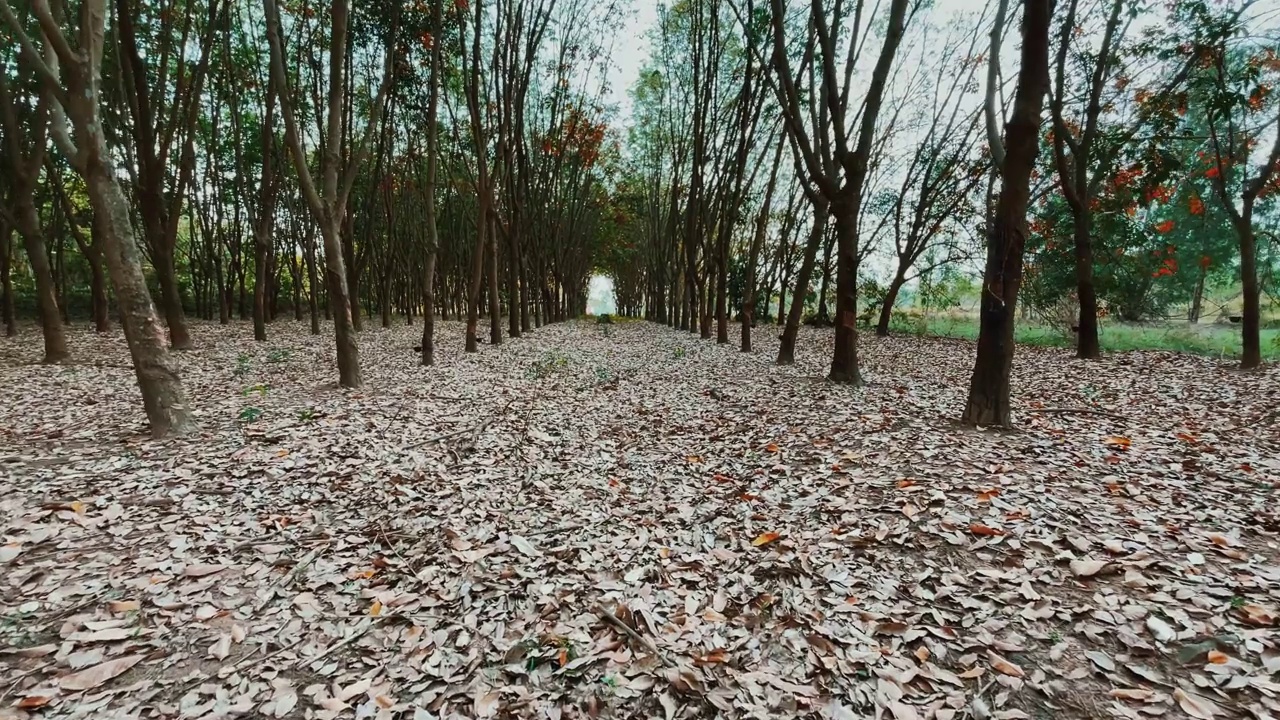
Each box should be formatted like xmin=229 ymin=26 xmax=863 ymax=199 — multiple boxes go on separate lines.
xmin=913 ymin=315 xmax=1280 ymax=360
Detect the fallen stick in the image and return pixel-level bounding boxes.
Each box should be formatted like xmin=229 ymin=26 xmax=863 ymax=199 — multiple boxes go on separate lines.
xmin=595 ymin=604 xmax=666 ymax=663
xmin=293 ymin=621 xmax=374 ymax=670
xmin=1029 ymin=407 xmax=1128 ymax=421
xmin=525 ymin=522 xmax=586 ymax=538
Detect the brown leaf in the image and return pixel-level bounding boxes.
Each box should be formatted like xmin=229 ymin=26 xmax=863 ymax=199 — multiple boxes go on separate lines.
xmin=1206 ymin=650 xmax=1229 ymax=664
xmin=182 ymin=564 xmax=227 ymax=578
xmin=751 ymin=532 xmax=781 ymax=547
xmin=1104 ymin=435 xmax=1132 ymax=449
xmin=969 ymin=523 xmax=1005 ymax=537
xmin=17 ymin=695 xmax=53 ymax=709
xmin=987 ymin=650 xmax=1024 ymax=677
xmin=58 ymin=654 xmax=144 ymax=691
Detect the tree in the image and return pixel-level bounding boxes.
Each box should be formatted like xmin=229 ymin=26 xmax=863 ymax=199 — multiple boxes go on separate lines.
xmin=263 ymin=0 xmax=396 ymax=387
xmin=961 ymin=0 xmax=1055 ymax=426
xmin=767 ymin=0 xmax=915 ymax=383
xmin=0 ymin=61 xmax=68 ymax=362
xmin=0 ymin=0 xmax=193 ymax=436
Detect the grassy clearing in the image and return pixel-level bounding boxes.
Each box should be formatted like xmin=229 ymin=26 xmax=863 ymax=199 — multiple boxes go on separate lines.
xmin=912 ymin=314 xmax=1280 ymax=360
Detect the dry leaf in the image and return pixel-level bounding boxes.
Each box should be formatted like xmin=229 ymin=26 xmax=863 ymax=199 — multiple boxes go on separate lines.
xmin=1110 ymin=688 xmax=1154 ymax=701
xmin=969 ymin=524 xmax=1005 ymax=537
xmin=1104 ymin=435 xmax=1132 ymax=449
xmin=17 ymin=695 xmax=53 ymax=709
xmin=1206 ymin=650 xmax=1229 ymax=664
xmin=1069 ymin=559 xmax=1111 ymax=577
xmin=183 ymin=564 xmax=227 ymax=578
xmin=58 ymin=654 xmax=144 ymax=691
xmin=1173 ymin=687 xmax=1220 ymax=719
xmin=751 ymin=532 xmax=781 ymax=547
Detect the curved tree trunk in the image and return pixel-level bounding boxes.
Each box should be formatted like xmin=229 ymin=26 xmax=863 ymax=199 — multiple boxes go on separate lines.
xmin=83 ymin=150 xmax=193 ymax=436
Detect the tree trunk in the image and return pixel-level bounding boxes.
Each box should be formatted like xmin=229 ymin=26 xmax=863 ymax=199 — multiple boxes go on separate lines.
xmin=875 ymin=270 xmax=908 ymax=337
xmin=1188 ymin=264 xmax=1206 ymax=324
xmin=321 ymin=217 xmax=362 ymax=386
xmin=466 ymin=218 xmax=486 ymax=353
xmin=150 ymin=229 xmax=192 ymax=349
xmin=778 ymin=203 xmax=828 ymax=364
xmin=83 ymin=147 xmax=193 ymax=436
xmin=15 ymin=199 xmax=69 ymax=363
xmin=488 ymin=215 xmax=502 ymax=345
xmin=0 ymin=218 xmax=15 ymax=337
xmin=961 ymin=0 xmax=1052 ymax=427
xmin=828 ymin=201 xmax=862 ymax=384
xmin=1073 ymin=212 xmax=1101 ymax=358
xmin=1237 ymin=211 xmax=1262 ymax=369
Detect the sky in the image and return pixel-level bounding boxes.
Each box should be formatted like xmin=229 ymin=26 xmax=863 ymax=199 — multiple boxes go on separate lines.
xmin=604 ymin=1 xmax=660 ymax=122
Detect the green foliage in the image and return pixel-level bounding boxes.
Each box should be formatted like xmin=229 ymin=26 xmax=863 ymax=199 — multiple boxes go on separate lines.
xmin=527 ymin=350 xmax=570 ymax=379
xmin=238 ymin=406 xmax=264 ymax=422
xmin=266 ymin=348 xmax=291 ymax=363
xmin=233 ymin=353 xmax=252 ymax=378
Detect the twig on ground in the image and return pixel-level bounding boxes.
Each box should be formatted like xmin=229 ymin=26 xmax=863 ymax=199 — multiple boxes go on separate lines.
xmin=253 ymin=544 xmax=325 ymax=614
xmin=0 ymin=662 xmax=53 ymax=705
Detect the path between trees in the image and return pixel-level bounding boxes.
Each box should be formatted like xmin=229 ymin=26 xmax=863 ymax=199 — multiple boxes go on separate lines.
xmin=2 ymin=320 xmax=1279 ymax=719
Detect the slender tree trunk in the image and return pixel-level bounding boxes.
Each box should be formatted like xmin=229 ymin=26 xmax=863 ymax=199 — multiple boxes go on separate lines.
xmin=779 ymin=203 xmax=828 ymax=364
xmin=962 ymin=0 xmax=1053 ymax=426
xmin=1073 ymin=213 xmax=1101 ymax=358
xmin=15 ymin=199 xmax=69 ymax=362
xmin=829 ymin=201 xmax=862 ymax=384
xmin=875 ymin=269 xmax=908 ymax=337
xmin=488 ymin=215 xmax=502 ymax=345
xmin=0 ymin=217 xmax=15 ymax=337
xmin=1237 ymin=210 xmax=1262 ymax=369
xmin=321 ymin=218 xmax=362 ymax=386
xmin=466 ymin=225 xmax=486 ymax=353
xmin=1188 ymin=264 xmax=1206 ymax=324
xmin=305 ymin=234 xmax=321 ymax=335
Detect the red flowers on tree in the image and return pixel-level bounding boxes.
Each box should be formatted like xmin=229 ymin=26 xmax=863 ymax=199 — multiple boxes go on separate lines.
xmin=1155 ymin=219 xmax=1175 ymax=233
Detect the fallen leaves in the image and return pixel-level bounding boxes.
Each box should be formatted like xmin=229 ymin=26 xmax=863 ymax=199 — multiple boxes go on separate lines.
xmin=2 ymin=321 xmax=1278 ymax=720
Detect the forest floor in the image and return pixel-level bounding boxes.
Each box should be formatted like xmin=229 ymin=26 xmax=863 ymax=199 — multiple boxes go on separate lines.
xmin=2 ymin=319 xmax=1279 ymax=720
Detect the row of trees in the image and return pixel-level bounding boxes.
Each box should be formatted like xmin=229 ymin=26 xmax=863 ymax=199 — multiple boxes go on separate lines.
xmin=1 ymin=0 xmax=623 ymax=434
xmin=1 ymin=0 xmax=1277 ymax=433
xmin=610 ymin=0 xmax=1278 ymax=424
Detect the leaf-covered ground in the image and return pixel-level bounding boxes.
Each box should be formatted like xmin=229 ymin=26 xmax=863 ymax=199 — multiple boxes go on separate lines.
xmin=2 ymin=319 xmax=1279 ymax=720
